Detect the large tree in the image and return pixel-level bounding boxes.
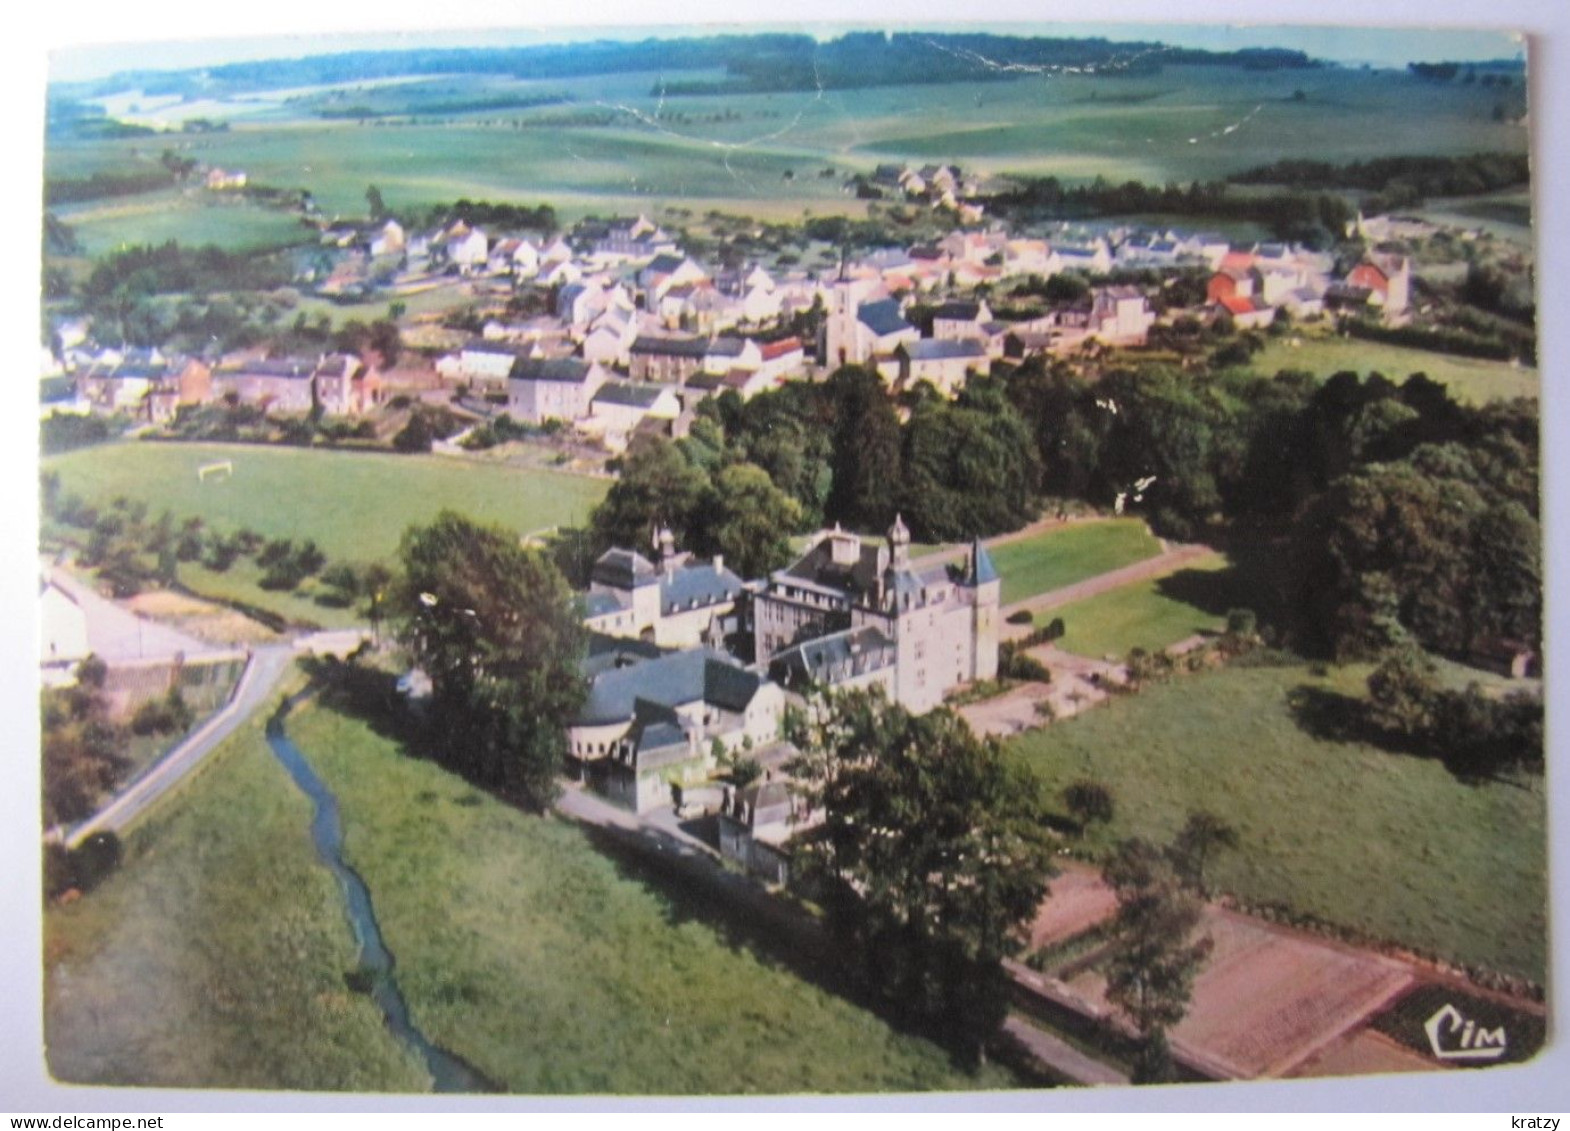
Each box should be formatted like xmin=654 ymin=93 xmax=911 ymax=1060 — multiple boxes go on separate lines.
xmin=396 ymin=511 xmax=587 ymax=809
xmin=699 ymin=462 xmax=803 ymax=580
xmin=1102 ymin=838 xmax=1214 ymax=1084
xmin=589 ymin=437 xmax=709 ymax=556
xmin=789 ymin=689 xmax=1057 ymax=1064
xmin=823 ymin=365 xmax=903 ymax=531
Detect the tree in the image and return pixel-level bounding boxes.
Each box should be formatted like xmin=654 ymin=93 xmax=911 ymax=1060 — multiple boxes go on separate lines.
xmin=361 ymin=562 xmax=395 ymax=642
xmin=365 ymin=184 xmax=387 ymax=221
xmin=1366 ymin=645 xmax=1440 ymax=737
xmin=1167 ymin=811 xmax=1239 ymax=895
xmin=1062 ymin=779 xmax=1115 ymax=834
xmin=589 ymin=438 xmax=708 ymax=555
xmin=1102 ymin=838 xmax=1213 ymax=1083
xmin=823 ymin=365 xmax=903 ymax=530
xmin=396 ymin=512 xmax=587 ymax=809
xmin=790 ymin=689 xmax=1057 ymax=1063
xmin=699 ymin=462 xmax=803 ymax=579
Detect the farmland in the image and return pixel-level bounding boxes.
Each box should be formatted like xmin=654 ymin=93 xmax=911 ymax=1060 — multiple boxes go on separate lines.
xmin=47 ymin=62 xmax=1526 ymax=223
xmin=44 ymin=441 xmax=608 ymax=564
xmin=1005 ymin=662 xmax=1547 ymax=982
xmin=1244 ymin=332 xmax=1537 ymax=404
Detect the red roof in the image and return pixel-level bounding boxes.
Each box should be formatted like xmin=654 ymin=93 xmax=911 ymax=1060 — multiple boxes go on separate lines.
xmin=1220 ymin=295 xmax=1262 ymax=316
xmin=1219 ymin=250 xmax=1255 ymax=272
xmin=761 ymin=337 xmax=803 ymax=361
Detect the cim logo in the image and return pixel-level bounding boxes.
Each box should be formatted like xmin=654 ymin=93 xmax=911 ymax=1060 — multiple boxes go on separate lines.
xmin=1424 ymin=1003 xmax=1508 ymax=1062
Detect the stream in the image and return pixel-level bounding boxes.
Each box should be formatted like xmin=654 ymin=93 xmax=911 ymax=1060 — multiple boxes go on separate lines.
xmin=265 ymin=693 xmax=497 ymax=1094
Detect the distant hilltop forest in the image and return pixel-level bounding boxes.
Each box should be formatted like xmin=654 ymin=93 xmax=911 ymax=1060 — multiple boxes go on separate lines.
xmin=64 ymin=31 xmax=1320 ymax=100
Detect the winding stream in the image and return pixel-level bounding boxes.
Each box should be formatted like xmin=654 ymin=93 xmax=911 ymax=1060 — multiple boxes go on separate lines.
xmin=265 ymin=693 xmax=497 ymax=1094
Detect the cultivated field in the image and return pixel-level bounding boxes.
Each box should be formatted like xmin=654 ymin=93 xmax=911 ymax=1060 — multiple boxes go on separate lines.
xmin=1244 ymin=333 xmax=1538 ymax=404
xmin=54 ymin=188 xmax=311 ymax=258
xmin=290 ymin=698 xmax=1021 ymax=1094
xmin=47 ymin=63 xmax=1526 ymax=220
xmin=44 ymin=442 xmax=609 ymax=563
xmin=989 ymin=519 xmax=1164 ymax=607
xmin=1006 ymin=663 xmax=1547 ymax=981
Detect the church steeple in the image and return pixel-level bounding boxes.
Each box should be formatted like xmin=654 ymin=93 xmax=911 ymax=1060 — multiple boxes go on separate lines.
xmin=887 ymin=514 xmax=911 ymax=569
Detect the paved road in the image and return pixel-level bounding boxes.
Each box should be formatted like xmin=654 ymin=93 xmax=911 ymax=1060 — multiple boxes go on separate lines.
xmin=999 ymin=543 xmax=1215 ymax=641
xmin=1002 ymin=1016 xmax=1130 ymax=1087
xmin=64 ymin=644 xmax=296 ymax=847
xmin=46 ymin=563 xmax=216 ymax=663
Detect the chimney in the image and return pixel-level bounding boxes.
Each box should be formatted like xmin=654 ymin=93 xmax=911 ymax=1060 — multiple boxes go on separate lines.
xmin=712 ymin=554 xmax=724 ymax=576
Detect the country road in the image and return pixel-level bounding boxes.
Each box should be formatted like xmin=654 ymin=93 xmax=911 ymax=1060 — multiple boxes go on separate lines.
xmin=64 ymin=644 xmax=296 ymax=848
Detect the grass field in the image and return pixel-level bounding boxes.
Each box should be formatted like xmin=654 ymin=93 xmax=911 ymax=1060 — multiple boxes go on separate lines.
xmin=44 ymin=688 xmax=431 ymax=1091
xmin=990 ymin=520 xmax=1164 ymax=607
xmin=1006 ymin=663 xmax=1547 ymax=982
xmin=1245 ymin=333 xmax=1538 ymax=404
xmin=47 ymin=63 xmax=1526 ymax=219
xmin=45 ymin=442 xmax=609 ymax=564
xmin=1053 ymin=551 xmax=1230 ymax=657
xmin=54 ymin=189 xmax=312 ymax=257
xmin=289 ymin=697 xmax=1020 ymax=1094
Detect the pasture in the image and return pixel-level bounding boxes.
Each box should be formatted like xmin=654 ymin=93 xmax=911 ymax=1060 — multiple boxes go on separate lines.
xmin=1244 ymin=333 xmax=1538 ymax=404
xmin=989 ymin=519 xmax=1164 ymax=607
xmin=290 ymin=697 xmax=1021 ymax=1093
xmin=1005 ymin=662 xmax=1548 ymax=982
xmin=44 ymin=689 xmax=432 ymax=1091
xmin=53 ymin=188 xmax=311 ymax=257
xmin=44 ymin=441 xmax=609 ymax=564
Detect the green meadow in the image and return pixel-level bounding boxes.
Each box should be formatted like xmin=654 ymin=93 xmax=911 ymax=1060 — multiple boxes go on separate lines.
xmin=1052 ymin=551 xmax=1231 ymax=658
xmin=990 ymin=519 xmax=1164 ymax=607
xmin=44 ymin=441 xmax=609 ymax=564
xmin=1007 ymin=662 xmax=1547 ymax=982
xmin=1245 ymin=332 xmax=1538 ymax=404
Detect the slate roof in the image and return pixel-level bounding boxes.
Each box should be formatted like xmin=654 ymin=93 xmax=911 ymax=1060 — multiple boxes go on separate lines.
xmin=583 ymin=633 xmax=667 ymax=678
xmin=857 ymin=299 xmax=912 ymax=337
xmin=511 ymin=356 xmax=595 ymax=384
xmin=660 ymin=561 xmax=745 ymax=616
xmin=644 ymin=253 xmax=686 ymax=276
xmin=706 ymin=337 xmax=749 ymax=358
xmin=595 ymin=382 xmax=669 ymax=409
xmin=971 ymin=539 xmax=999 ymax=585
xmin=769 ymin=626 xmax=897 ymax=690
xmin=581 ymin=591 xmax=628 ymax=618
xmin=932 ymin=300 xmax=983 ymax=322
xmin=631 ymin=335 xmax=708 ymax=358
xmin=578 ymin=647 xmax=762 ymax=726
xmin=904 ymin=339 xmax=986 ymax=361
xmin=592 ymin=549 xmax=659 ymax=590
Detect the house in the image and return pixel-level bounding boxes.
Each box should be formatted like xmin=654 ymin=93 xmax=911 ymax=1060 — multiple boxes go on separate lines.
xmin=506 ymin=357 xmax=609 ymax=424
xmin=40 ymin=576 xmax=90 ymax=679
xmin=629 ymin=335 xmax=708 ymax=384
xmin=1207 ymin=265 xmax=1258 ymax=305
xmin=581 ymin=311 xmax=638 ymax=368
xmin=205 ymin=167 xmax=247 ymax=190
xmin=454 ymin=342 xmax=535 ymax=388
xmin=639 ymin=254 xmax=708 ymax=303
xmin=1054 ymin=241 xmax=1113 ymax=275
xmin=702 ymin=337 xmax=764 ymax=375
xmin=444 ymin=227 xmax=489 ymax=274
xmin=1212 ymin=294 xmax=1277 ymax=331
xmin=717 ymin=766 xmax=818 ymax=885
xmin=756 ymin=337 xmax=805 ymax=383
xmin=557 ymin=280 xmax=609 ymax=328
xmin=897 ymin=339 xmax=989 ymax=396
xmin=313 ymin=354 xmax=383 ymax=416
xmin=569 ymin=639 xmax=785 ymax=812
xmin=1468 ymin=636 xmax=1539 ymax=680
xmin=212 ymin=356 xmax=319 ymax=413
xmin=1089 ymin=286 xmax=1157 ymax=345
xmin=930 ymin=299 xmax=994 ymax=342
xmin=821 ymin=284 xmax=919 ymax=367
xmin=368 ymin=220 xmax=405 ymax=258
xmin=587 ymin=382 xmax=682 ymax=451
xmin=752 ymin=518 xmax=1000 ymax=714
xmin=1346 ymin=253 xmax=1412 ymax=321
xmin=583 ymin=530 xmax=746 ymax=648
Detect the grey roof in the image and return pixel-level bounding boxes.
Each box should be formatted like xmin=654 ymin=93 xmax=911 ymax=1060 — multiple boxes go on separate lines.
xmin=904 ymin=339 xmax=986 ymax=361
xmin=511 ymin=356 xmax=594 ymax=384
xmin=592 ymin=548 xmax=659 ymax=590
xmin=644 ymin=253 xmax=686 ymax=276
xmin=971 ymin=539 xmax=999 ymax=585
xmin=769 ymin=626 xmax=896 ymax=690
xmin=631 ymin=335 xmax=708 ymax=358
xmin=227 ymin=357 xmax=315 ymax=379
xmin=595 ymin=382 xmax=668 ymax=409
xmin=578 ymin=647 xmax=762 ymax=726
xmin=857 ymin=299 xmax=911 ymax=337
xmin=932 ymin=300 xmax=983 ymax=322
xmin=706 ymin=337 xmax=748 ymax=358
xmin=583 ymin=633 xmax=667 ymax=678
xmin=660 ymin=561 xmax=745 ymax=615
xmin=581 ymin=591 xmax=628 ymax=618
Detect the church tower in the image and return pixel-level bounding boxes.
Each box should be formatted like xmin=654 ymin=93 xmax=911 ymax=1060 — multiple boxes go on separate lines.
xmin=964 ymin=536 xmax=1001 ymax=682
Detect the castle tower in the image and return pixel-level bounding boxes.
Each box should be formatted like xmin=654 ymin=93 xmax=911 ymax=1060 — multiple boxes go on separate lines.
xmin=887 ymin=513 xmax=911 ymax=571
xmin=964 ymin=536 xmax=1001 ymax=682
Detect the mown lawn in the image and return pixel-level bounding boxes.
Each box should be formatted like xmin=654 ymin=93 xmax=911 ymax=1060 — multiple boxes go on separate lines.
xmin=43 ymin=685 xmax=430 ymax=1091
xmin=46 ymin=442 xmax=608 ymax=564
xmin=290 ymin=700 xmax=1020 ymax=1095
xmin=990 ymin=520 xmax=1164 ymax=607
xmin=1245 ymin=333 xmax=1537 ymax=404
xmin=1052 ymin=551 xmax=1231 ymax=658
xmin=1006 ymin=663 xmax=1547 ymax=982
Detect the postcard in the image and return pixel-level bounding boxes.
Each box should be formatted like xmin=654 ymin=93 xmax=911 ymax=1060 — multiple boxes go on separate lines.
xmin=31 ymin=16 xmax=1549 ymax=1104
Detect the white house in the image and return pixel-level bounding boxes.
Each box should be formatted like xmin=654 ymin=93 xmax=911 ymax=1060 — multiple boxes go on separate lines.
xmin=507 ymin=357 xmax=609 ymax=424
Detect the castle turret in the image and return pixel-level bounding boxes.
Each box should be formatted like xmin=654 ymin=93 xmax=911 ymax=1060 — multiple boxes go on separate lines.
xmin=887 ymin=513 xmax=911 ymax=570
xmin=965 ymin=535 xmax=1001 ymax=682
